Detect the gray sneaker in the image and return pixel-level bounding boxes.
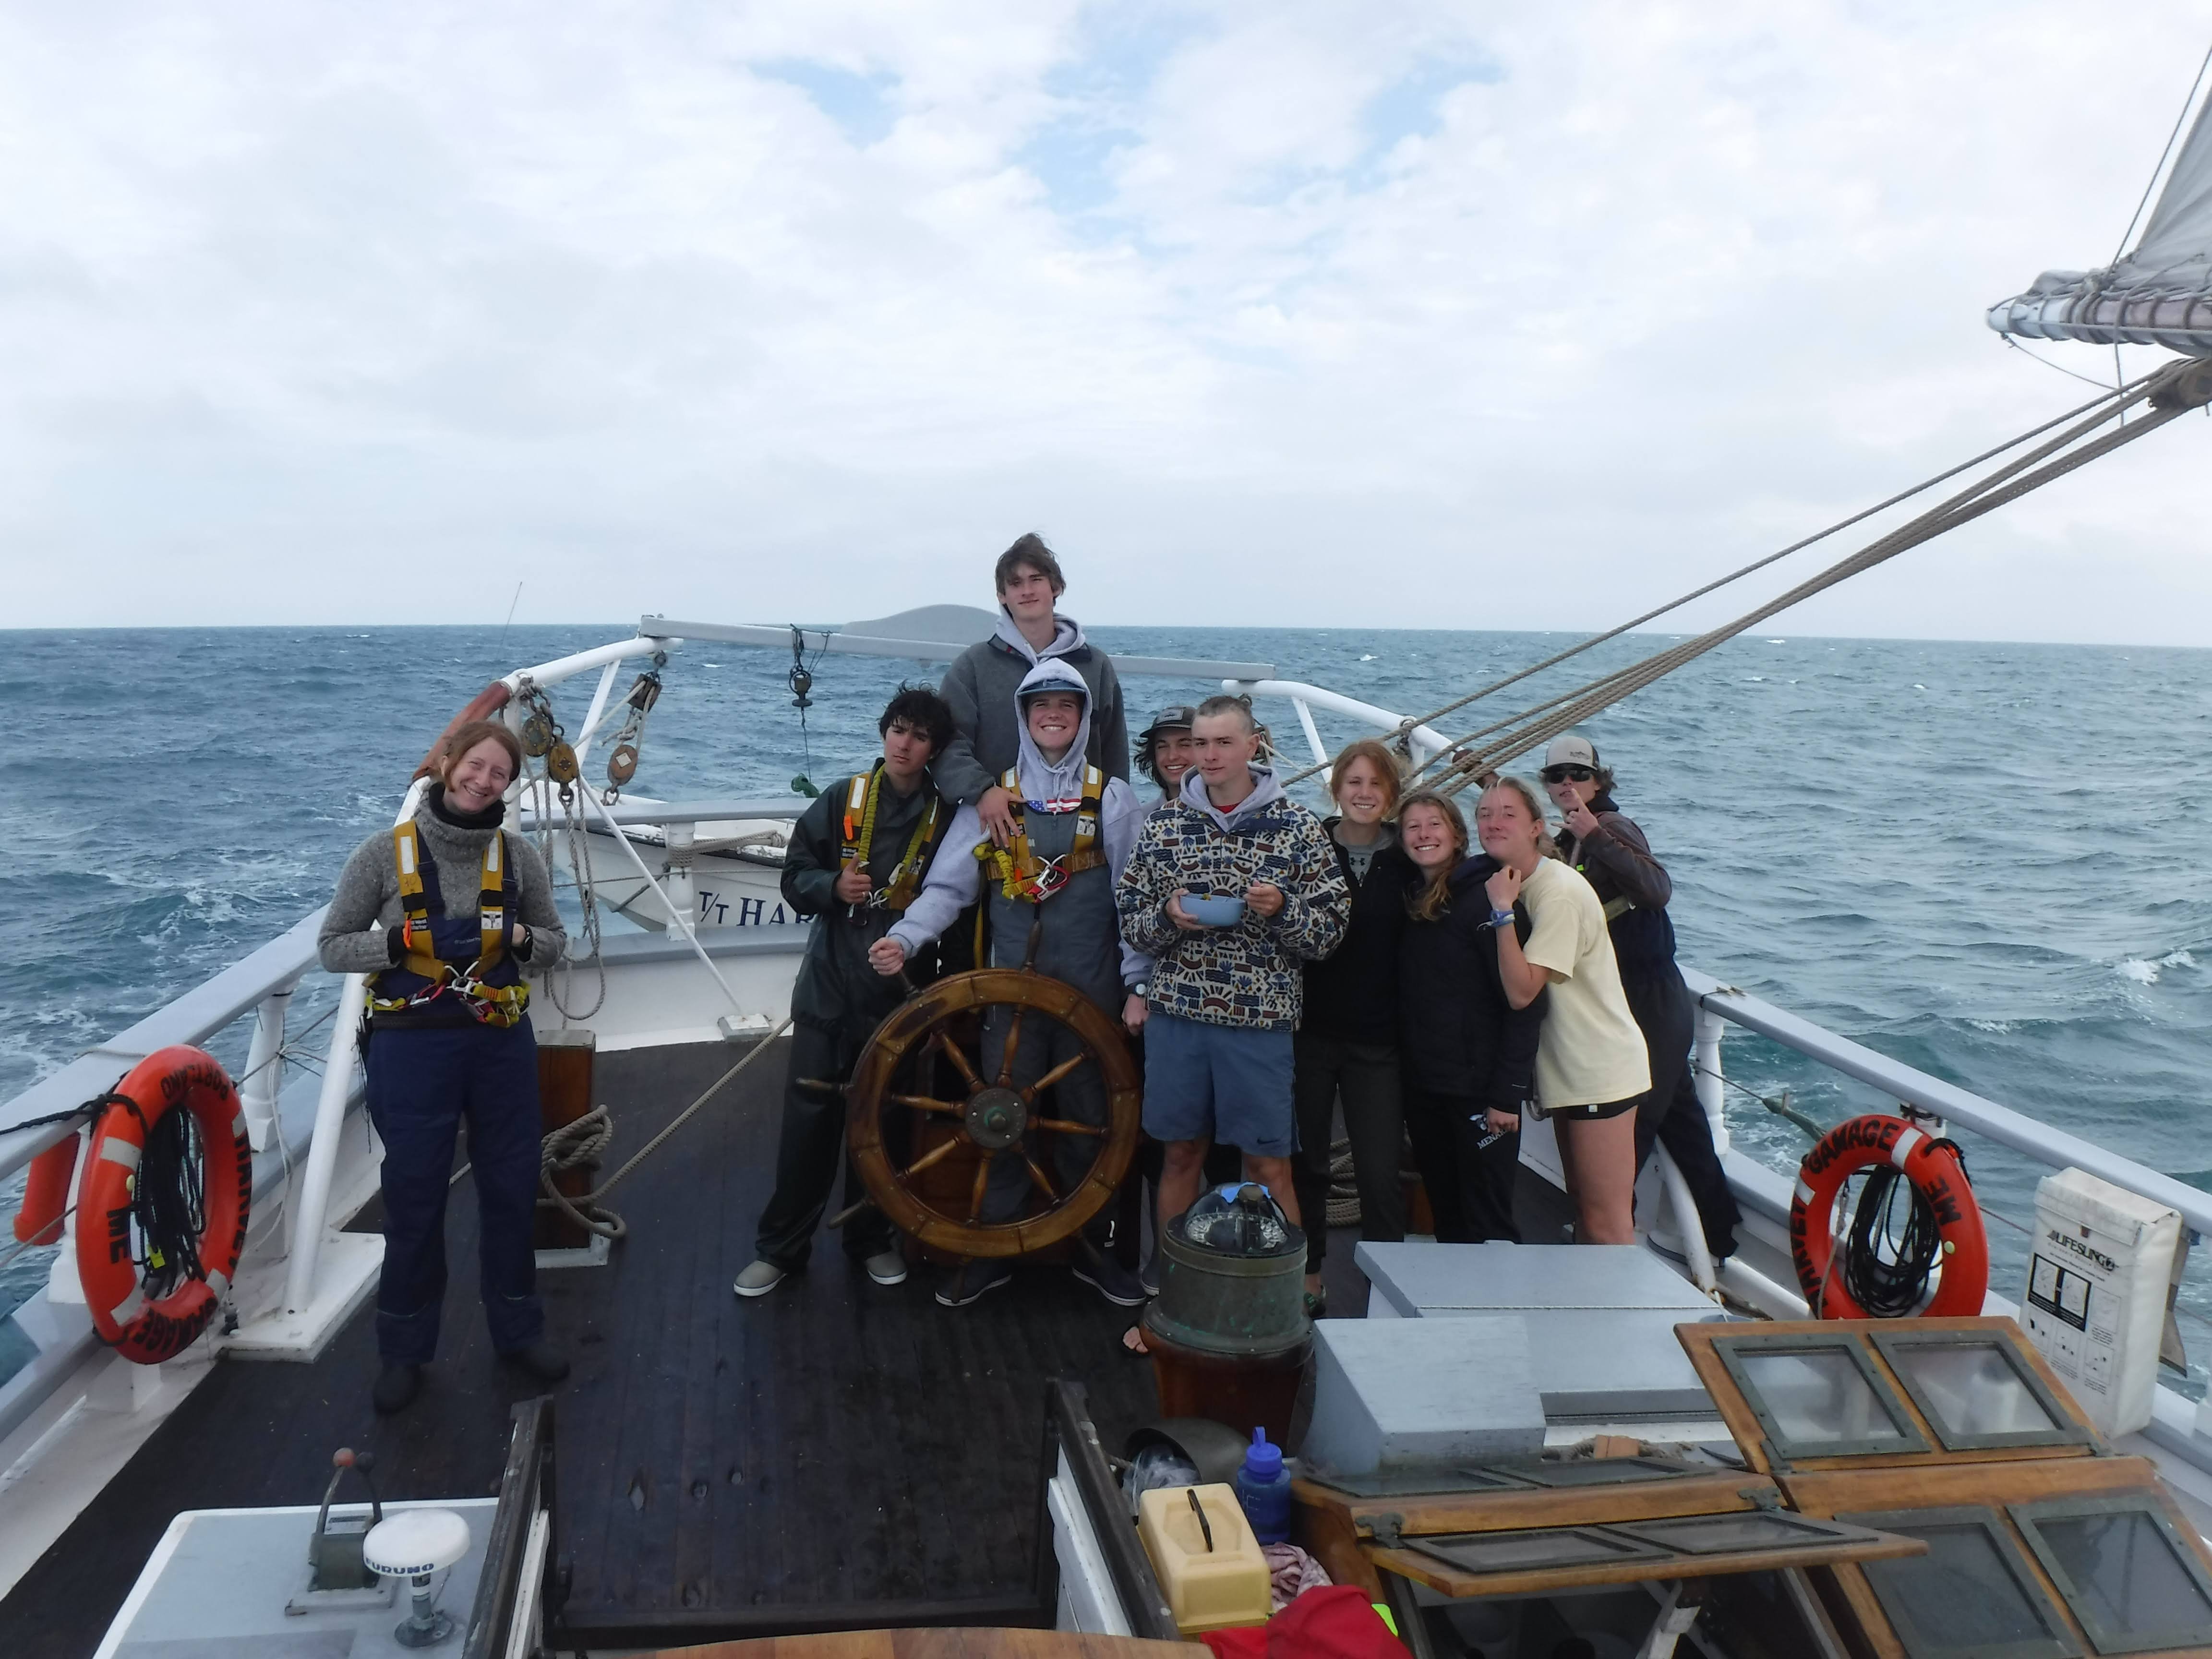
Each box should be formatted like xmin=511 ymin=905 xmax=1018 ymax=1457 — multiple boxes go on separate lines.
xmin=732 ymin=1260 xmax=787 ymax=1298
xmin=863 ymin=1250 xmax=909 ymax=1287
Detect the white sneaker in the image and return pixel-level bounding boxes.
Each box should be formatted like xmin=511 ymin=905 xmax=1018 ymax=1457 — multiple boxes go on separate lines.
xmin=733 ymin=1260 xmax=787 ymax=1298
xmin=864 ymin=1250 xmax=909 ymax=1286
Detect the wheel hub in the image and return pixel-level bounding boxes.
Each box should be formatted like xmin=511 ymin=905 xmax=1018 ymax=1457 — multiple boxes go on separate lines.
xmin=965 ymin=1086 xmax=1028 ymax=1151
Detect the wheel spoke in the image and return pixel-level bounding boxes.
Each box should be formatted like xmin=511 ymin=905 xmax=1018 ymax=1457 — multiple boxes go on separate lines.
xmin=1022 ymin=1154 xmax=1059 ymax=1202
xmin=902 ymin=1136 xmax=964 ymax=1179
xmin=996 ymin=1008 xmax=1027 ymax=1087
xmin=1019 ymin=1053 xmax=1089 ymax=1100
xmin=1033 ymin=1117 xmax=1106 ymax=1137
xmin=930 ymin=1032 xmax=986 ymax=1093
xmin=886 ymin=1092 xmax=962 ymax=1115
xmin=967 ymin=1151 xmax=995 ymax=1223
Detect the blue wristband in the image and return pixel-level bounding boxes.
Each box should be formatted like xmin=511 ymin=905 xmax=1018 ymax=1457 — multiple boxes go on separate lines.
xmin=1489 ymin=908 xmax=1515 ymax=930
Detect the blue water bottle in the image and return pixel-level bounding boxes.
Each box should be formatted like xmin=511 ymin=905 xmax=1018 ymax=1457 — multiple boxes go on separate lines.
xmin=1234 ymin=1427 xmax=1291 ymax=1544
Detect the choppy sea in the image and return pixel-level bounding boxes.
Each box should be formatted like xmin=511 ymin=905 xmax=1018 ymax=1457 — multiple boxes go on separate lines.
xmin=2 ymin=624 xmax=2208 ymax=1385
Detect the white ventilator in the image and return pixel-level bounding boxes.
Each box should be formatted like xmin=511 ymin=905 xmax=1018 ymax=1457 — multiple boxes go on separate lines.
xmin=2021 ymin=1166 xmax=2183 ymax=1438
xmin=363 ymin=1507 xmax=472 ymax=1649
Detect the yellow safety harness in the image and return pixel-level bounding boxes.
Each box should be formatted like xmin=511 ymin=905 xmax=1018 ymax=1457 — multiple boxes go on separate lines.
xmin=975 ymin=765 xmax=1106 ymax=903
xmin=368 ymin=821 xmax=530 ymax=1026
xmin=839 ymin=765 xmax=945 ymax=912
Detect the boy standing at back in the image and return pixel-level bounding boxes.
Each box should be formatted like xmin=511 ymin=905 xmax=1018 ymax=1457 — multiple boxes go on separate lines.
xmin=1116 ymin=697 xmax=1347 ymax=1232
xmin=938 ymin=534 xmax=1130 ymax=848
xmin=734 ymin=685 xmax=956 ymax=1299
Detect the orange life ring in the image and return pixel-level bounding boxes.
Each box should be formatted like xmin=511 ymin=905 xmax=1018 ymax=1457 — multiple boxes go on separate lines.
xmin=77 ymin=1046 xmax=253 ymax=1364
xmin=1790 ymin=1114 xmax=1988 ymax=1319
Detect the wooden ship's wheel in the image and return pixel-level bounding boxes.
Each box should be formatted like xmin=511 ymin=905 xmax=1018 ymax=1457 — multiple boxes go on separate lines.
xmin=845 ymin=969 xmax=1142 ymax=1258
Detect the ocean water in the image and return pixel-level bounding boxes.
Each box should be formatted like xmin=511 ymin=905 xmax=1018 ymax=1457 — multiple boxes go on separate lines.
xmin=2 ymin=624 xmax=2209 ymax=1380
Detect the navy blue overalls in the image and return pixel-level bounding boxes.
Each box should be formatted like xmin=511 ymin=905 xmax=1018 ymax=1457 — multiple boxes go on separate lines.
xmin=363 ymin=826 xmax=543 ymax=1364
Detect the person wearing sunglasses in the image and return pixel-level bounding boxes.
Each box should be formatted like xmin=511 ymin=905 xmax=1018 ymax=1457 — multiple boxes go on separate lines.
xmin=1539 ymin=735 xmax=1739 ymax=1258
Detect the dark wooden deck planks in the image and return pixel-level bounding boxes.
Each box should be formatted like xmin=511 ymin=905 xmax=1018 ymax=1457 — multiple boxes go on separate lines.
xmin=0 ymin=1037 xmax=1162 ymax=1656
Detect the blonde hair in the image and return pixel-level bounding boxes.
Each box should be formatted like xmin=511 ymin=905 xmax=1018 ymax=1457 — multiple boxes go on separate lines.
xmin=1329 ymin=739 xmax=1403 ymax=813
xmin=1397 ymin=791 xmax=1469 ymax=923
xmin=1477 ymin=775 xmax=1558 ymax=862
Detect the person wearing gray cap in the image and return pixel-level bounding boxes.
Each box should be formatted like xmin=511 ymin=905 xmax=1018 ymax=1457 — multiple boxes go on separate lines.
xmin=1540 ymin=733 xmax=1739 ymax=1258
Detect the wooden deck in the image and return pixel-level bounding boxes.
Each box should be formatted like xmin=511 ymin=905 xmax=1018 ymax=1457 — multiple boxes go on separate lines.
xmin=0 ymin=1038 xmax=1166 ymax=1656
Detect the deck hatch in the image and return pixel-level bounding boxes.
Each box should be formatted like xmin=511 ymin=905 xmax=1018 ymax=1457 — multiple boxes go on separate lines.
xmin=2009 ymin=1494 xmax=2212 ymax=1655
xmin=1840 ymin=1505 xmax=2079 ymax=1659
xmin=1711 ymin=1331 xmax=1931 ymax=1461
xmin=1870 ymin=1330 xmax=2091 ymax=1452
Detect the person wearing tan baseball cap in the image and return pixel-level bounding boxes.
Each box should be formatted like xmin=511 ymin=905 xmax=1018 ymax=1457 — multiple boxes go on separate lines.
xmin=1540 ymin=733 xmax=1738 ymax=1256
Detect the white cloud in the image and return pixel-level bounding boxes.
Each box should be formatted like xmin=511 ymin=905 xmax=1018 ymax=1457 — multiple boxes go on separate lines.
xmin=0 ymin=0 xmax=2207 ymax=643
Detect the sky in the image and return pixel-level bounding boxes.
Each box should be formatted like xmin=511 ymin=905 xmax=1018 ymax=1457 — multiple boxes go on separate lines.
xmin=2 ymin=2 xmax=2210 ymax=644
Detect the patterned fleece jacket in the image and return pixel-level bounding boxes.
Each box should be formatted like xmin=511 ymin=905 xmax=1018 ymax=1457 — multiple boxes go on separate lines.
xmin=1115 ymin=764 xmax=1348 ymax=1031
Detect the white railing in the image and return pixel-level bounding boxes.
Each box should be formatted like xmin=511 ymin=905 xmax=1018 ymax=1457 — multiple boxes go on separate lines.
xmin=1680 ymin=965 xmax=2212 ymax=1241
xmin=1225 ymin=679 xmax=1456 ymax=768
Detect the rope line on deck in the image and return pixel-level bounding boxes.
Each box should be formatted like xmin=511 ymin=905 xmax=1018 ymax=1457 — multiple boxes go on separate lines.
xmin=529 ymin=1017 xmax=795 ymax=1240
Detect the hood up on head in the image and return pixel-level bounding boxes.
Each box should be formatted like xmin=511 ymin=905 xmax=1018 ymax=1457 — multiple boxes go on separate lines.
xmin=1179 ymin=759 xmax=1286 ymax=831
xmin=1012 ymin=658 xmax=1094 ymax=807
xmin=994 ymin=606 xmax=1086 ymax=667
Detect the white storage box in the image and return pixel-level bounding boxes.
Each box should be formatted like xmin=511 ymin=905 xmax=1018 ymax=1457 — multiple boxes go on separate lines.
xmin=2021 ymin=1166 xmax=2182 ymax=1437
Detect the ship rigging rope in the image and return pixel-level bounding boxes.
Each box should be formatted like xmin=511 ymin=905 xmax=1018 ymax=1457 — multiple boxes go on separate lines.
xmin=1400 ymin=365 xmax=2196 ymax=794
xmin=1277 ymin=366 xmax=2173 ymax=791
xmin=528 ymin=1016 xmax=795 ymax=1240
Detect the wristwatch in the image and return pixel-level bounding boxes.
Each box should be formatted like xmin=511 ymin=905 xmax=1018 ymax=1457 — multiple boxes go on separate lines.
xmin=1130 ymin=980 xmax=1150 ymax=999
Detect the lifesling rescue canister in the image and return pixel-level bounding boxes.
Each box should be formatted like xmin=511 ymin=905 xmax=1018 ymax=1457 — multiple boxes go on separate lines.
xmin=367 ymin=820 xmax=529 ymax=1026
xmin=839 ymin=763 xmax=947 ymax=912
xmin=976 ymin=764 xmax=1106 ymax=903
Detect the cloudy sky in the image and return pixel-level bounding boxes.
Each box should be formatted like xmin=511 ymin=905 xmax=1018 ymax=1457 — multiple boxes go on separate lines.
xmin=3 ymin=2 xmax=2210 ymax=643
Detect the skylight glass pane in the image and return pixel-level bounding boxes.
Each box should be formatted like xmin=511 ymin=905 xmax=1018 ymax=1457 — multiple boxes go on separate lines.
xmin=1892 ymin=1343 xmax=2059 ymax=1439
xmin=1862 ymin=1521 xmax=2064 ymax=1653
xmin=2039 ymin=1511 xmax=2212 ymax=1640
xmin=1415 ymin=1528 xmax=1652 ymax=1573
xmin=1740 ymin=1349 xmax=1907 ymax=1445
xmin=1623 ymin=1513 xmax=1839 ymax=1553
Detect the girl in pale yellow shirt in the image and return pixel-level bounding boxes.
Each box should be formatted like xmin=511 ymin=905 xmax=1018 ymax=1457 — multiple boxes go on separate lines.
xmin=1476 ymin=777 xmax=1650 ymax=1245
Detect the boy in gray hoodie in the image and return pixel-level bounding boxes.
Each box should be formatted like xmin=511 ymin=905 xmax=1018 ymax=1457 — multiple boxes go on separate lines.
xmin=936 ymin=534 xmax=1130 ymax=844
xmin=872 ymin=658 xmax=1150 ymax=1309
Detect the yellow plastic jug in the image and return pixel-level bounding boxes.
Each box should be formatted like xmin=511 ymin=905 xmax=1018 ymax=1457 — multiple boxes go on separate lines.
xmin=1136 ymin=1482 xmax=1272 ymax=1635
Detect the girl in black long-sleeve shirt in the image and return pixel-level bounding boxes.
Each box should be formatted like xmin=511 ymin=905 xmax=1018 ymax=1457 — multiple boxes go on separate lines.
xmin=1393 ymin=790 xmax=1544 ymax=1243
xmin=1293 ymin=741 xmax=1415 ymax=1303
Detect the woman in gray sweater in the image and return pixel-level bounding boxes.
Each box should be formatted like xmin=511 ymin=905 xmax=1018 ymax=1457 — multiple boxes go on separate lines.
xmin=318 ymin=720 xmax=569 ymax=1415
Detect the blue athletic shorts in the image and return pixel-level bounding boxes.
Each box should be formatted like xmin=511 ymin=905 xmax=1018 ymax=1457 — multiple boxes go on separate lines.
xmin=1141 ymin=1010 xmax=1297 ymax=1157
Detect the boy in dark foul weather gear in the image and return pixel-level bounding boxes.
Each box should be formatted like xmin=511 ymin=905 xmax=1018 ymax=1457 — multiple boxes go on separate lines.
xmin=318 ymin=720 xmax=569 ymax=1415
xmin=734 ymin=685 xmax=958 ymax=1298
xmin=936 ymin=534 xmax=1131 ymax=847
xmin=1541 ymin=734 xmax=1740 ymax=1258
xmin=870 ymin=659 xmax=1151 ymax=1310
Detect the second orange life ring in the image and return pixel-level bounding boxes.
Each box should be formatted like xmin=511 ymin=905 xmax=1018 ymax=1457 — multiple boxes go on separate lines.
xmin=1790 ymin=1114 xmax=1988 ymax=1319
